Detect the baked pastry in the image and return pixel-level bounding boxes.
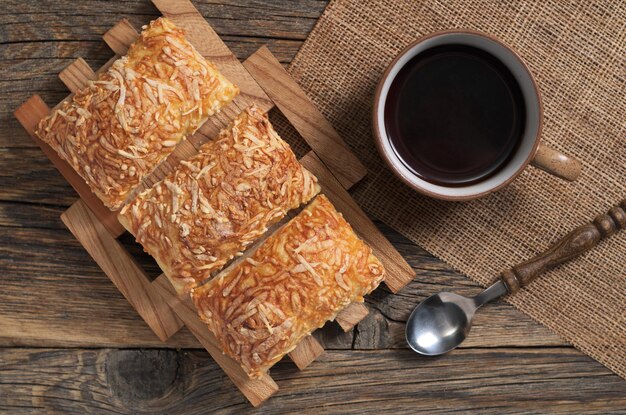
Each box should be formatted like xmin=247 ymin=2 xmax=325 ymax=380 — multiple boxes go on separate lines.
xmin=35 ymin=17 xmax=239 ymax=209
xmin=191 ymin=194 xmax=386 ymax=379
xmin=119 ymin=106 xmax=320 ymax=294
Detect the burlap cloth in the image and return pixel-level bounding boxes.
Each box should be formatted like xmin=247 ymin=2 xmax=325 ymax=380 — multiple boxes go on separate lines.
xmin=286 ymin=0 xmax=626 ymax=377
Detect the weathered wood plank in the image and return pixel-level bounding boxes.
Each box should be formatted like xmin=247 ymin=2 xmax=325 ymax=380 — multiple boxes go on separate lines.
xmin=1 ymin=347 xmax=624 ymax=414
xmin=288 ymin=334 xmax=325 ymax=370
xmin=0 ymin=218 xmax=564 ymax=348
xmin=0 ymin=225 xmax=200 ymax=348
xmin=0 ymin=1 xmax=323 ymax=43
xmin=58 ymin=57 xmax=94 ymax=93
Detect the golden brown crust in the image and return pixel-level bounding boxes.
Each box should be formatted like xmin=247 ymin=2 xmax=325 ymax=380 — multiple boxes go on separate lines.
xmin=35 ymin=17 xmax=239 ymax=209
xmin=119 ymin=106 xmax=321 ymax=294
xmin=191 ymin=194 xmax=385 ymax=379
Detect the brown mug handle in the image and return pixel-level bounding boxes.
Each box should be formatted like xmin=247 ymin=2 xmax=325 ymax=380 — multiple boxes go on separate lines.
xmin=499 ymin=199 xmax=625 ymax=294
xmin=530 ymin=143 xmax=582 ymax=181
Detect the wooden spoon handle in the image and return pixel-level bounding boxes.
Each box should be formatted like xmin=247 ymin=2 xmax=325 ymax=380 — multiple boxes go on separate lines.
xmin=500 ymin=199 xmax=626 ymax=294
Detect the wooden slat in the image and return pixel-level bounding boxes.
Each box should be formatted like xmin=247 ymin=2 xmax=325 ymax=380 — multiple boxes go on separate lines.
xmin=288 ymin=335 xmax=324 ymax=370
xmin=102 ymin=18 xmax=138 ymax=55
xmin=335 ymin=303 xmax=370 ymax=332
xmin=58 ymin=57 xmax=95 ymax=94
xmin=60 ymin=200 xmax=183 ymax=341
xmin=244 ymin=46 xmax=367 ymax=189
xmin=152 ymin=274 xmax=278 ymax=407
xmin=300 ymin=152 xmax=415 ymax=293
xmin=13 ymin=96 xmax=124 ymax=237
xmin=4 ymin=347 xmax=624 ymax=414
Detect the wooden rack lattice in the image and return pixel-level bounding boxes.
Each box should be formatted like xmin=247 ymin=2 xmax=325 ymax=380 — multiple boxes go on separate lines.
xmin=14 ymin=0 xmax=415 ymax=406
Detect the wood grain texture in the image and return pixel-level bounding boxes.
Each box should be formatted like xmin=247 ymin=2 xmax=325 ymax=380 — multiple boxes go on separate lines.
xmin=288 ymin=334 xmax=325 ymax=370
xmin=93 ymin=18 xmax=270 ymax=212
xmin=0 ymin=219 xmax=566 ymax=349
xmin=335 ymin=302 xmax=369 ymax=332
xmin=61 ymin=200 xmax=183 ymax=342
xmin=299 ymin=152 xmax=416 ymax=293
xmin=58 ymin=57 xmax=94 ymax=93
xmin=501 ymin=200 xmax=625 ymax=294
xmin=531 ymin=142 xmax=582 ymax=182
xmin=244 ymin=46 xmax=367 ymax=189
xmin=2 ymin=0 xmax=624 ymax=412
xmin=102 ymin=18 xmax=138 ymax=55
xmin=2 ymin=347 xmax=625 ymax=414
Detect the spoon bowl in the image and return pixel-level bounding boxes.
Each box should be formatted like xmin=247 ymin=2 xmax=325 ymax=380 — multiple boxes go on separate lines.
xmin=406 ymin=292 xmax=475 ymax=355
xmin=406 ymin=282 xmax=507 ymax=356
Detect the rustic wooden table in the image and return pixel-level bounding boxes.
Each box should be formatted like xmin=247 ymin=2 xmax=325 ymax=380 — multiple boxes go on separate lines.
xmin=1 ymin=1 xmax=625 ymax=413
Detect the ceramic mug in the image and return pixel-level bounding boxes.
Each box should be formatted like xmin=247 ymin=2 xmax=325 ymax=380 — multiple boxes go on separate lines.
xmin=372 ymin=30 xmax=581 ymax=201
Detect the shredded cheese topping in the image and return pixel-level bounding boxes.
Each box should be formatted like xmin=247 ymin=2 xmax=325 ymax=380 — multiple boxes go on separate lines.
xmin=35 ymin=17 xmax=239 ymax=209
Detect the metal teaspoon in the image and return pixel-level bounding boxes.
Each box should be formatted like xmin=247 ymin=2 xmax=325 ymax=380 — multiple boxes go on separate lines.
xmin=406 ymin=199 xmax=625 ymax=356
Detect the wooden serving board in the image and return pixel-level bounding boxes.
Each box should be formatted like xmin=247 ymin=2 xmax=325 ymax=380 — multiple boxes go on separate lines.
xmin=13 ymin=0 xmax=415 ymax=406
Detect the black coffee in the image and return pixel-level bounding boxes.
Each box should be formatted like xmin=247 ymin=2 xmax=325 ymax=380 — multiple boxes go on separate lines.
xmin=384 ymin=44 xmax=525 ymax=186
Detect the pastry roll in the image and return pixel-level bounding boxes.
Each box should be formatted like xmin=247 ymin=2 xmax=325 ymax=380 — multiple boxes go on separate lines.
xmin=35 ymin=17 xmax=239 ymax=209
xmin=119 ymin=106 xmax=320 ymax=294
xmin=191 ymin=194 xmax=386 ymax=379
